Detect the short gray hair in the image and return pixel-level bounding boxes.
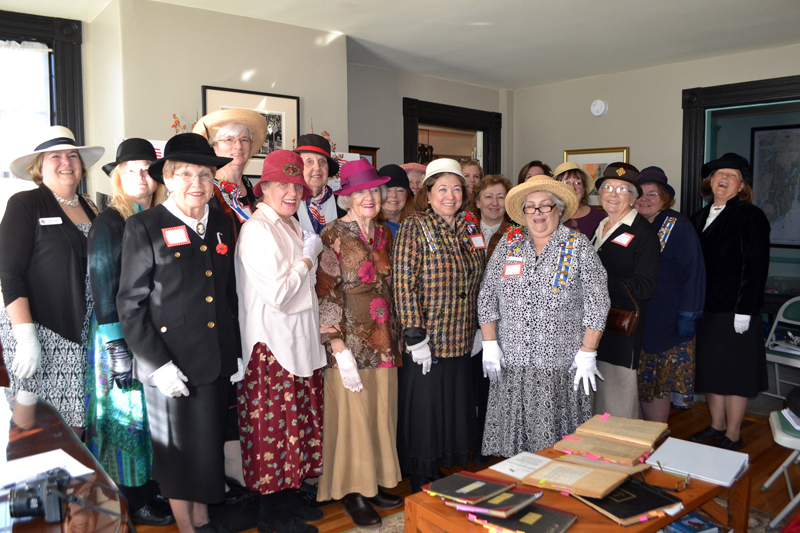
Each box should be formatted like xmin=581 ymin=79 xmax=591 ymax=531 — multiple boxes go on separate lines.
xmin=212 ymin=122 xmax=253 ymax=144
xmin=522 ymin=191 xmax=566 ymax=216
xmin=337 ymin=185 xmax=388 ymax=211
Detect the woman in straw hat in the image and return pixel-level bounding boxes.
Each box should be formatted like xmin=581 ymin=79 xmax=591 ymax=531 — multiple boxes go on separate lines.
xmin=0 ymin=125 xmax=103 ymax=434
xmin=117 ymin=133 xmax=240 ymax=533
xmin=234 ymin=150 xmax=326 ymax=533
xmin=553 ymin=162 xmax=606 ymax=237
xmin=477 ymin=176 xmax=609 ymax=455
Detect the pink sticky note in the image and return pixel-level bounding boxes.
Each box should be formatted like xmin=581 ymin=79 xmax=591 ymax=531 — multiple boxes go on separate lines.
xmin=585 ymin=453 xmax=600 ymax=460
xmin=563 ymin=450 xmax=573 ymax=454
xmin=639 ymin=457 xmax=645 ymax=463
xmin=639 ymin=516 xmax=648 ymax=522
xmin=561 ymin=491 xmax=570 ymax=496
xmin=563 ymin=435 xmax=581 ymax=441
xmin=600 ymin=412 xmax=611 ymax=421
xmin=604 ymin=460 xmax=611 ymax=463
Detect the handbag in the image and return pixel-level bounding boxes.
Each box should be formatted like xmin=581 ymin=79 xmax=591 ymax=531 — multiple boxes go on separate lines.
xmin=606 ymin=280 xmax=640 ymax=336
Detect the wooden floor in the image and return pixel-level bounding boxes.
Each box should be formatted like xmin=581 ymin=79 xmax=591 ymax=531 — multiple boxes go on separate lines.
xmin=138 ymin=403 xmax=800 ymax=533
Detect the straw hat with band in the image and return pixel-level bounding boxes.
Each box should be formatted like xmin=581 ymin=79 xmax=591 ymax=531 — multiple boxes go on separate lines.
xmin=335 ymin=158 xmax=390 ymax=196
xmin=700 ymin=152 xmax=752 ymax=186
xmin=193 ymin=109 xmax=268 ymax=159
xmin=102 ymin=138 xmax=157 ymax=176
xmin=254 ymin=150 xmax=312 ymax=200
xmin=594 ymin=162 xmax=643 ymax=197
xmin=553 ymin=161 xmax=593 ymax=189
xmin=639 ymin=166 xmax=675 ymax=197
xmin=147 ymin=133 xmax=232 ymax=184
xmin=294 ymin=133 xmax=340 ymax=176
xmin=10 ymin=125 xmax=104 ymax=180
xmin=505 ymin=175 xmax=579 ymax=226
xmin=422 ymin=158 xmax=464 ymax=187
xmin=378 ymin=164 xmax=412 ymax=195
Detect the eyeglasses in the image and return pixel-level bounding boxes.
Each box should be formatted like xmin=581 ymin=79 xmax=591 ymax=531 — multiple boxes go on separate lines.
xmin=600 ymin=185 xmax=631 ymax=195
xmin=175 ymin=171 xmax=214 ymax=183
xmin=218 ymin=137 xmax=252 ymax=146
xmin=643 ymin=191 xmax=660 ymax=198
xmin=562 ymin=179 xmax=584 ymax=187
xmin=523 ymin=204 xmax=556 ymax=214
xmin=640 ymin=472 xmax=691 ymax=493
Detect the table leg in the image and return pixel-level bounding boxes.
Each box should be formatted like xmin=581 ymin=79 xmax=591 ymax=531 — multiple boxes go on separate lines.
xmin=728 ymin=469 xmax=751 ymax=533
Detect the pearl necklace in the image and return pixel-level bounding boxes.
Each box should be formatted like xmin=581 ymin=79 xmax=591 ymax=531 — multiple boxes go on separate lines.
xmin=53 ymin=191 xmax=80 ymax=208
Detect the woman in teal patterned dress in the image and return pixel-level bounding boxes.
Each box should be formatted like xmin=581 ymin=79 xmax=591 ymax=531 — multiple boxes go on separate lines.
xmin=85 ymin=139 xmax=172 ymax=526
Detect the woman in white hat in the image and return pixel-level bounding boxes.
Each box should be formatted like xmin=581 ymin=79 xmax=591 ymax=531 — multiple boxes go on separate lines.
xmin=0 ymin=125 xmax=104 ymax=434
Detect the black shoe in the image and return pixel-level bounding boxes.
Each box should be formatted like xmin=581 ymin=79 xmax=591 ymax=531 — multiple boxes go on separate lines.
xmin=472 ymin=453 xmax=492 ymax=466
xmin=195 ymin=521 xmax=230 ymax=533
xmin=131 ymin=503 xmax=176 ymax=526
xmin=367 ymin=489 xmax=403 ymax=509
xmin=284 ymin=489 xmax=325 ymax=522
xmin=689 ymin=425 xmax=726 ymax=443
xmin=258 ymin=494 xmax=319 ymax=533
xmin=150 ymin=494 xmax=171 ymax=509
xmin=715 ymin=436 xmax=744 ymax=451
xmin=342 ymin=494 xmax=381 ymax=528
xmin=225 ymin=485 xmax=253 ymax=505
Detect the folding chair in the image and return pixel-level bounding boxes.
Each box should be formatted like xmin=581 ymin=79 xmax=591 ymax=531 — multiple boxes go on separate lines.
xmin=764 ymin=296 xmax=800 ymax=399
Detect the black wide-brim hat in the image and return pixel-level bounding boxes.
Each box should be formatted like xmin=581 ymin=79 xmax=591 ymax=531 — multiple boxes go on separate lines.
xmin=378 ymin=164 xmax=412 ymax=194
xmin=594 ymin=162 xmax=643 ymax=197
xmin=148 ymin=133 xmax=232 ymax=183
xmin=102 ymin=138 xmax=158 ymax=176
xmin=701 ymin=152 xmax=752 ymax=186
xmin=294 ymin=133 xmax=340 ymax=176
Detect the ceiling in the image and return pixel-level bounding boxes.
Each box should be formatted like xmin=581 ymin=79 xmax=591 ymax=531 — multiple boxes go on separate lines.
xmin=4 ymin=0 xmax=800 ymax=89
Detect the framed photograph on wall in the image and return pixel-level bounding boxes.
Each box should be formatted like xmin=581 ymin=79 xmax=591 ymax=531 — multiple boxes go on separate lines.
xmin=564 ymin=147 xmax=629 ymax=191
xmin=348 ymin=145 xmax=380 ymax=168
xmin=202 ymin=86 xmax=300 ymax=176
xmin=751 ymin=124 xmax=800 ymax=248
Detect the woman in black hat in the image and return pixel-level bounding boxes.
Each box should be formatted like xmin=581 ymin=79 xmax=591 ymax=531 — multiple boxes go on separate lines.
xmin=690 ymin=153 xmax=770 ymax=450
xmin=294 ymin=133 xmax=345 ymax=234
xmin=377 ymin=163 xmax=416 ymax=237
xmin=117 ymin=133 xmax=241 ymax=533
xmin=84 ymin=138 xmax=172 ymax=526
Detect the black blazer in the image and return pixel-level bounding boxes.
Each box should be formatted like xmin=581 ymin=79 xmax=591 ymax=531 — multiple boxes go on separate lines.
xmin=117 ymin=205 xmax=240 ymax=386
xmin=691 ymin=197 xmax=770 ymax=316
xmin=0 ymin=184 xmax=96 ymax=344
xmin=594 ymin=212 xmax=660 ymax=368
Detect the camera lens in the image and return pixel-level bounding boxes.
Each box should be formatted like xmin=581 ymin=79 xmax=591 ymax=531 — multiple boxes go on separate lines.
xmin=10 ymin=488 xmax=45 ymax=518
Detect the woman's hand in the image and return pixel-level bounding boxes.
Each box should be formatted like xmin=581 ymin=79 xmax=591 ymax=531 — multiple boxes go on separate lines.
xmin=302 ymin=231 xmax=323 ymax=265
xmin=482 ymin=340 xmax=504 ymax=382
xmin=333 ymin=349 xmax=363 ymax=392
xmin=407 ymin=337 xmax=432 ymax=375
xmin=11 ymin=323 xmax=41 ymax=380
xmin=105 ymin=339 xmax=132 ymax=389
xmin=733 ymin=313 xmax=751 ymax=334
xmin=571 ymin=348 xmax=604 ymax=395
xmin=150 ymin=361 xmax=189 ymax=397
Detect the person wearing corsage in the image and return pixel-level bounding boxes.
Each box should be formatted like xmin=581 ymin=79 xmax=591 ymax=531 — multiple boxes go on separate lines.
xmin=0 ymin=125 xmax=103 ymax=434
xmin=478 ymin=176 xmax=609 ymax=456
xmin=392 ymin=158 xmax=486 ymax=493
xmin=117 ymin=133 xmax=241 ymax=533
xmin=294 ymin=133 xmax=345 ymax=234
xmin=234 ymin=150 xmax=326 ymax=533
xmin=314 ymin=158 xmax=403 ymax=527
xmin=85 ymin=138 xmax=173 ymax=526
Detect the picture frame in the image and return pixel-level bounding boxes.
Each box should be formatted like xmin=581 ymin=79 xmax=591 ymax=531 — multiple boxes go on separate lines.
xmin=564 ymin=147 xmax=629 ymax=188
xmin=202 ymin=85 xmax=300 ymax=177
xmin=750 ymin=124 xmax=800 ymax=248
xmin=348 ymin=145 xmax=380 ymax=168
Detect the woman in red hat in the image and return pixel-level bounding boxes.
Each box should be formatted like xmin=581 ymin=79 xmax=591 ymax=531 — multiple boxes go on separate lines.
xmin=235 ymin=150 xmax=326 ymax=533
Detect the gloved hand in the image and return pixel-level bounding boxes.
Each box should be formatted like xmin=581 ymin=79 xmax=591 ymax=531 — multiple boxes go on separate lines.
xmin=677 ymin=318 xmax=696 ymax=338
xmin=733 ymin=313 xmax=750 ymax=334
xmin=150 ymin=361 xmax=189 ymax=398
xmin=231 ymin=358 xmax=245 ymax=383
xmin=571 ymin=349 xmax=603 ymax=395
xmin=11 ymin=323 xmax=41 ymax=380
xmin=407 ymin=337 xmax=432 ymax=376
xmin=334 ymin=349 xmax=363 ymax=392
xmin=105 ymin=339 xmax=133 ymax=389
xmin=482 ymin=340 xmax=504 ymax=382
xmin=302 ymin=231 xmax=323 ymax=263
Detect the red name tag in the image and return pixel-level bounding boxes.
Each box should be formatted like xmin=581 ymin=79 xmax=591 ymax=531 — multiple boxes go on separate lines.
xmin=470 ymin=234 xmax=487 ymax=249
xmin=162 ymin=226 xmax=191 ymax=247
xmin=503 ymin=262 xmax=523 ymax=277
xmin=611 ymin=232 xmax=634 ymax=247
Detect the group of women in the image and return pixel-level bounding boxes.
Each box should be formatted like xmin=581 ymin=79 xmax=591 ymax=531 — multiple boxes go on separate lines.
xmin=0 ymin=114 xmax=771 ymax=533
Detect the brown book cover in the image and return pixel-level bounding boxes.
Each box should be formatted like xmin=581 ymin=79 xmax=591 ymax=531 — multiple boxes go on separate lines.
xmin=468 ymin=502 xmax=577 ymax=533
xmin=575 ymin=414 xmax=668 ymax=447
xmin=522 ymin=459 xmax=628 ymax=499
xmin=571 ymin=477 xmax=682 ymax=526
xmin=444 ymin=487 xmax=543 ymax=518
xmin=553 ymin=433 xmax=652 ymax=466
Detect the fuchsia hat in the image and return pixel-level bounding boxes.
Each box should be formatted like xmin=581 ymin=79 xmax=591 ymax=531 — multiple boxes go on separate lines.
xmin=334 ymin=158 xmax=390 ymax=196
xmin=254 ymin=150 xmax=312 ymax=199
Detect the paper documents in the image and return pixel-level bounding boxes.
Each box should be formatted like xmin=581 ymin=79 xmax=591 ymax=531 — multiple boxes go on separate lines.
xmin=489 ymin=452 xmax=553 ymax=480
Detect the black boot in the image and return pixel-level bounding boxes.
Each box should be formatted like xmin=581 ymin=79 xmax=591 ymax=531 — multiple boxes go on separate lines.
xmin=258 ymin=492 xmax=318 ymax=533
xmin=283 ymin=489 xmax=324 ymax=522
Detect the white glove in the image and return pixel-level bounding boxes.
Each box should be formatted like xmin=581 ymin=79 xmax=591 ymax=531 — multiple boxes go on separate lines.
xmin=482 ymin=340 xmax=504 ymax=382
xmin=571 ymin=349 xmax=604 ymax=396
xmin=11 ymin=323 xmax=41 ymax=380
xmin=733 ymin=313 xmax=750 ymax=334
xmin=407 ymin=337 xmax=432 ymax=375
xmin=302 ymin=231 xmax=323 ymax=263
xmin=231 ymin=358 xmax=245 ymax=383
xmin=151 ymin=361 xmax=189 ymax=398
xmin=334 ymin=349 xmax=363 ymax=393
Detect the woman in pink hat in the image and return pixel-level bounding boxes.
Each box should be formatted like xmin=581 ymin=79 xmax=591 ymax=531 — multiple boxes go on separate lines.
xmin=314 ymin=158 xmax=403 ymax=528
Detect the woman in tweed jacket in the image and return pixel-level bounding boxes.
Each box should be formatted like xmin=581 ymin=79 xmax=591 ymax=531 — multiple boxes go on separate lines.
xmin=392 ymin=158 xmax=486 ymax=493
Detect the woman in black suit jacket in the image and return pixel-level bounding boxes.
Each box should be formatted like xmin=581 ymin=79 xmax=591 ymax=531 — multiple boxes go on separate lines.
xmin=117 ymin=133 xmax=241 ymax=533
xmin=591 ymin=163 xmax=660 ymax=419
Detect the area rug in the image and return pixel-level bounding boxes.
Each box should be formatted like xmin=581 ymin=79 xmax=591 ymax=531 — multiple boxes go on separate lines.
xmin=343 ymin=512 xmax=404 ymax=533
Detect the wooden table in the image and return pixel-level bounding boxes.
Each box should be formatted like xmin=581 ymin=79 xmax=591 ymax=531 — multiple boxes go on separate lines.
xmin=405 ymin=448 xmax=751 ymax=533
xmin=0 ymin=388 xmax=128 ymax=533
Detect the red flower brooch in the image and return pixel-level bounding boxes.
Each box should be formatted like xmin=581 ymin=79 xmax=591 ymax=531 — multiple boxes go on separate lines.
xmin=463 ymin=211 xmax=479 ymax=225
xmin=215 ymin=232 xmax=228 ymax=255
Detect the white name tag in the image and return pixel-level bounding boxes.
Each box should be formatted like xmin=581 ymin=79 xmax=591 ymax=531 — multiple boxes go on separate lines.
xmin=161 ymin=225 xmax=191 ymax=247
xmin=503 ymin=262 xmax=523 ymax=277
xmin=38 ymin=217 xmax=62 ymax=226
xmin=506 ymin=256 xmax=523 ymax=262
xmin=611 ymin=232 xmax=634 ymax=247
xmin=470 ymin=234 xmax=487 ymax=249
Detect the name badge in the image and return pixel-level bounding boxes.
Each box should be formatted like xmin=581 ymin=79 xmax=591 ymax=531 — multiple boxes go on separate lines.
xmin=611 ymin=232 xmax=634 ymax=247
xmin=39 ymin=217 xmax=62 ymax=226
xmin=470 ymin=234 xmax=487 ymax=249
xmin=162 ymin=225 xmax=191 ymax=247
xmin=506 ymin=256 xmax=523 ymax=262
xmin=503 ymin=262 xmax=523 ymax=277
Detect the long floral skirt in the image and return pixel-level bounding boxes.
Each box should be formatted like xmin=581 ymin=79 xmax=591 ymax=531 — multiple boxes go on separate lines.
xmin=238 ymin=342 xmax=324 ymax=494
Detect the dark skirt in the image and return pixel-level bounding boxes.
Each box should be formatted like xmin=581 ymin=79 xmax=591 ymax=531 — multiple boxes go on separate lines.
xmin=397 ymin=352 xmax=476 ymax=477
xmin=144 ymin=376 xmax=230 ymax=503
xmin=695 ymin=311 xmax=768 ymax=397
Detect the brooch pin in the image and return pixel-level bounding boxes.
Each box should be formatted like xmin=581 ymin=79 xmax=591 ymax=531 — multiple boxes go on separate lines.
xmin=216 ymin=232 xmax=228 ymax=255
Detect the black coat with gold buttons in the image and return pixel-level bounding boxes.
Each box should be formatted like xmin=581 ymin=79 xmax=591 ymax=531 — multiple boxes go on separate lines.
xmin=117 ymin=204 xmax=240 ymax=386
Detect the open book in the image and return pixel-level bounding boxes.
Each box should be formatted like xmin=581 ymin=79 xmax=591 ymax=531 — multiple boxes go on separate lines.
xmin=522 ymin=459 xmax=628 ymax=499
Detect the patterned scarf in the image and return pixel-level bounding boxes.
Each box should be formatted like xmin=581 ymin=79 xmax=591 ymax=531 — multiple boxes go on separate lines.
xmin=305 ymin=185 xmax=333 ymax=234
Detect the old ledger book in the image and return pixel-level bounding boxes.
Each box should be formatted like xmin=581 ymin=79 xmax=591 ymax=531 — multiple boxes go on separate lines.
xmin=553 ymin=433 xmax=652 ymax=466
xmin=427 ymin=472 xmax=516 ymax=504
xmin=571 ymin=477 xmax=682 ymax=526
xmin=522 ymin=460 xmax=628 ymax=498
xmin=468 ymin=503 xmax=577 ymax=533
xmin=575 ymin=414 xmax=669 ymax=447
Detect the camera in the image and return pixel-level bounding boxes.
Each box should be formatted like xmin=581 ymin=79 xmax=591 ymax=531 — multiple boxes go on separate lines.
xmin=10 ymin=468 xmax=70 ymax=523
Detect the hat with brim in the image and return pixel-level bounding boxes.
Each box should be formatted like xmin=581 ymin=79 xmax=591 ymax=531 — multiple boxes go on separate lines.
xmin=378 ymin=164 xmax=412 ymax=194
xmin=193 ymin=109 xmax=268 ymax=159
xmin=553 ymin=161 xmax=594 ymax=189
xmin=148 ymin=133 xmax=232 ymax=184
xmin=102 ymin=138 xmax=157 ymax=176
xmin=335 ymin=158 xmax=390 ymax=196
xmin=10 ymin=125 xmax=105 ymax=180
xmin=254 ymin=150 xmax=312 ymax=200
xmin=294 ymin=133 xmax=340 ymax=176
xmin=639 ymin=166 xmax=675 ymax=197
xmin=400 ymin=162 xmax=426 ymax=175
xmin=594 ymin=162 xmax=643 ymax=197
xmin=422 ymin=158 xmax=464 ymax=187
xmin=701 ymin=152 xmax=752 ymax=185
xmin=505 ymin=175 xmax=579 ymax=225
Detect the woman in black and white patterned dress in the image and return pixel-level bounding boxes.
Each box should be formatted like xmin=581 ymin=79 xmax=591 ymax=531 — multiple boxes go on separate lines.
xmin=477 ymin=176 xmax=610 ymax=456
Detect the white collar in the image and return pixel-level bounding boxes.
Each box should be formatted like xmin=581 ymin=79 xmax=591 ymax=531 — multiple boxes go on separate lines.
xmin=163 ymin=197 xmax=209 ymax=239
xmin=592 ymin=208 xmax=638 ymax=249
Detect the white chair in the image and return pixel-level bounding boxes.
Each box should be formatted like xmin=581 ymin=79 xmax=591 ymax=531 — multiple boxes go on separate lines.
xmin=764 ymin=296 xmax=800 ymax=399
xmin=763 ymin=411 xmax=800 ymax=530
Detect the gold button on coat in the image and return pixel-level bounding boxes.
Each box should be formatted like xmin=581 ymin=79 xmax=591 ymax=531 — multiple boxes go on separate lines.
xmin=205 ymin=270 xmax=212 ymax=277
xmin=206 ymin=296 xmax=213 ymax=303
xmin=200 ymin=245 xmax=208 ymax=252
xmin=160 ymin=326 xmax=167 ymax=333
xmin=174 ymin=252 xmax=181 ymax=258
xmin=207 ymin=322 xmax=215 ymax=328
